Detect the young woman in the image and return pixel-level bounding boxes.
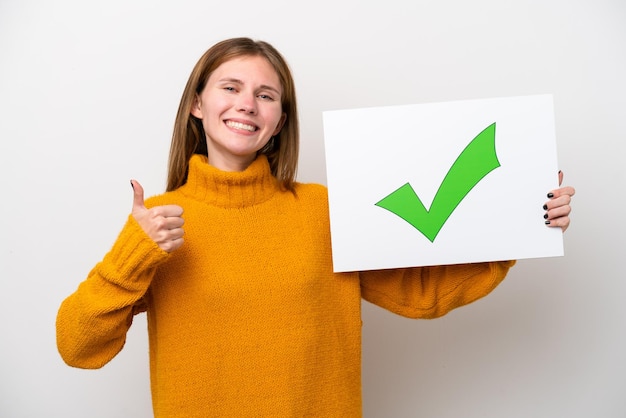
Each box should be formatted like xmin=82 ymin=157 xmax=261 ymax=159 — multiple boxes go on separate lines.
xmin=56 ymin=37 xmax=575 ymax=417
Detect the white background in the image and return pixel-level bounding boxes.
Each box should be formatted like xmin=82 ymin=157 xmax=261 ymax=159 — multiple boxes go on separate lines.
xmin=1 ymin=0 xmax=624 ymax=417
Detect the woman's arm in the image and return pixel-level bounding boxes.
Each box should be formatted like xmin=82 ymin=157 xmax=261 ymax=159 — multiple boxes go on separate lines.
xmin=56 ymin=181 xmax=184 ymax=368
xmin=360 ymin=260 xmax=516 ymax=319
xmin=360 ymin=172 xmax=574 ymax=318
xmin=56 ymin=217 xmax=169 ymax=369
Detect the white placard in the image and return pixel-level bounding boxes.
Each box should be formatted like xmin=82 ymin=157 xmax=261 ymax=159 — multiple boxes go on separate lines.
xmin=323 ymin=94 xmax=563 ymax=272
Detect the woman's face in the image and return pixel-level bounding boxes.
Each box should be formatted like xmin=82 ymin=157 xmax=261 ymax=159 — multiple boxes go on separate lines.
xmin=191 ymin=55 xmax=286 ymax=172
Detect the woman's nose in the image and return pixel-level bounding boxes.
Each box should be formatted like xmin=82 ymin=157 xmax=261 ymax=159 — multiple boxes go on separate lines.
xmin=237 ymin=94 xmax=257 ymax=114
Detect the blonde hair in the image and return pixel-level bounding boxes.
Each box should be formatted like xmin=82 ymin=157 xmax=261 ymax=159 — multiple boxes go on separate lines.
xmin=167 ymin=37 xmax=299 ymax=192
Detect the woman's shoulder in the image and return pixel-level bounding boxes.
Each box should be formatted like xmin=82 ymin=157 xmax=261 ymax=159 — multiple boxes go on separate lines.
xmin=291 ymin=182 xmax=330 ymax=221
xmin=294 ymin=181 xmax=328 ymax=192
xmin=293 ymin=182 xmax=329 ymax=200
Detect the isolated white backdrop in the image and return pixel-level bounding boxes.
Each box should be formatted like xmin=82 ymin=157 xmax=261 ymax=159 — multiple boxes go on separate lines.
xmin=0 ymin=0 xmax=624 ymax=417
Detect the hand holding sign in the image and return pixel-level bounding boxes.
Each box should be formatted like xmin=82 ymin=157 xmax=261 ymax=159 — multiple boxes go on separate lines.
xmin=543 ymin=170 xmax=575 ymax=232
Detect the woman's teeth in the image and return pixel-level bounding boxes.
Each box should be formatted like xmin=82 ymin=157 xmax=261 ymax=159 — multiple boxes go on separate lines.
xmin=226 ymin=121 xmax=256 ymax=132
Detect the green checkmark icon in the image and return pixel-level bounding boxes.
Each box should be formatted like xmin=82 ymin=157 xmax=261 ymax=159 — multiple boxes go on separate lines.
xmin=375 ymin=122 xmax=500 ymax=242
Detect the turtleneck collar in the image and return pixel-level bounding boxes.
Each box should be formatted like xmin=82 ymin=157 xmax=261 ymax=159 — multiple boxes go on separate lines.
xmin=179 ymin=154 xmax=280 ymax=208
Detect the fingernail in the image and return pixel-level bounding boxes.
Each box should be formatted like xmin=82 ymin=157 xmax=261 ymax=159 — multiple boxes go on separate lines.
xmin=543 ymin=204 xmax=548 ymax=210
xmin=547 ymin=192 xmax=554 ymax=198
xmin=543 ymin=213 xmax=549 ymax=219
xmin=130 ymin=180 xmax=135 ymax=190
xmin=545 ymin=220 xmax=551 ymax=225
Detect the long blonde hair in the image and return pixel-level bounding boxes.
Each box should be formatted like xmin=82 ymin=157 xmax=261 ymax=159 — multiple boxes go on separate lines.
xmin=167 ymin=38 xmax=299 ymax=192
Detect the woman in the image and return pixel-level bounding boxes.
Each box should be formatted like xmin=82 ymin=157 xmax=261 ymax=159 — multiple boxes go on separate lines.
xmin=56 ymin=37 xmax=575 ymax=417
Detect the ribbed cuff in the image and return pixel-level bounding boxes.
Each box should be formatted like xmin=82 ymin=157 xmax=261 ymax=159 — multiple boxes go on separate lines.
xmin=97 ymin=215 xmax=170 ymax=291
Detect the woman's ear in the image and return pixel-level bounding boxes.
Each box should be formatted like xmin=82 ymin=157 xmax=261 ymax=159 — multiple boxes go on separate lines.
xmin=272 ymin=113 xmax=287 ymax=136
xmin=190 ymin=95 xmax=203 ymax=119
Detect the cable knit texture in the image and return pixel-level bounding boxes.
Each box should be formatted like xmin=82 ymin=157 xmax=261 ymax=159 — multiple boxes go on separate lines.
xmin=56 ymin=154 xmax=515 ymax=417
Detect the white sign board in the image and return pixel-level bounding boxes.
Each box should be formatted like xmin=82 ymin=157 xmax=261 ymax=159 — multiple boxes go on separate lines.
xmin=323 ymin=94 xmax=563 ymax=272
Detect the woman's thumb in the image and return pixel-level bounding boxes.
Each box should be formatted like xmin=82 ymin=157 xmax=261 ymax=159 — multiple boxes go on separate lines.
xmin=130 ymin=179 xmax=146 ymax=213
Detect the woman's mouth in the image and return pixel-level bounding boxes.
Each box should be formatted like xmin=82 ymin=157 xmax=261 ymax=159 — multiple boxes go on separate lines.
xmin=225 ymin=120 xmax=257 ymax=132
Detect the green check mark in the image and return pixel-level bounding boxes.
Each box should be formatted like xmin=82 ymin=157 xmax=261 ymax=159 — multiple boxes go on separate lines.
xmin=375 ymin=123 xmax=500 ymax=242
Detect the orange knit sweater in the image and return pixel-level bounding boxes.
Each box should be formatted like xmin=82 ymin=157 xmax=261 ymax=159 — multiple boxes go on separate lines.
xmin=56 ymin=154 xmax=515 ymax=417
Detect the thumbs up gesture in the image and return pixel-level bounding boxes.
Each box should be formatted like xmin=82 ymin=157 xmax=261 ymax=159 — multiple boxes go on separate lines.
xmin=130 ymin=180 xmax=185 ymax=253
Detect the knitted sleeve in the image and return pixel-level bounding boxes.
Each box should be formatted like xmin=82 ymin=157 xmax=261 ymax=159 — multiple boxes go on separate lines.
xmin=56 ymin=216 xmax=169 ymax=369
xmin=359 ymin=260 xmax=516 ymax=319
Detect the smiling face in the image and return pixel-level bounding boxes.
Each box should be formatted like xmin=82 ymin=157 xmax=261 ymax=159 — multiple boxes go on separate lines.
xmin=191 ymin=55 xmax=287 ymax=172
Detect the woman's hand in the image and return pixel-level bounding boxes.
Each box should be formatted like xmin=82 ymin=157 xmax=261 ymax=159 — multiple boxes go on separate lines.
xmin=130 ymin=180 xmax=185 ymax=252
xmin=543 ymin=171 xmax=575 ymax=233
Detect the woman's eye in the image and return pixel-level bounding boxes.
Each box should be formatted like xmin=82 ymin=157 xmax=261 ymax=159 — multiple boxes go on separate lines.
xmin=224 ymin=86 xmax=236 ymax=92
xmin=258 ymin=94 xmax=274 ymax=101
